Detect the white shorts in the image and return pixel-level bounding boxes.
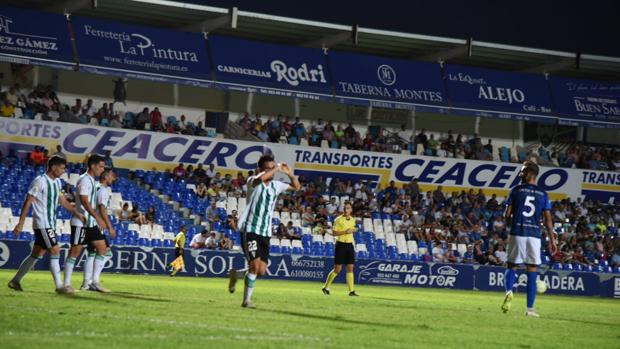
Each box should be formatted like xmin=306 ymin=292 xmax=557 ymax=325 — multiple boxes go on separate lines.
xmin=507 ymin=235 xmax=541 ymax=265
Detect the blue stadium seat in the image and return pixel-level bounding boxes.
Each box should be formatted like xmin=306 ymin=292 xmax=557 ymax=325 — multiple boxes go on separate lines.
xmin=280 ymin=246 xmax=291 ymax=254
xmin=552 ymin=263 xmax=563 ymax=270
xmin=572 ymin=263 xmax=583 ymax=271
xmin=291 ymin=247 xmax=302 ymax=255
xmin=563 ymin=263 xmax=573 ymax=271
xmin=270 ymin=245 xmax=281 ymax=254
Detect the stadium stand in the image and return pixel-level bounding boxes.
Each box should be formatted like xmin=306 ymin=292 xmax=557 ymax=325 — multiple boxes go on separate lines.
xmin=1 ymin=152 xmax=618 ymax=273
xmin=2 ymin=84 xmax=619 ymax=171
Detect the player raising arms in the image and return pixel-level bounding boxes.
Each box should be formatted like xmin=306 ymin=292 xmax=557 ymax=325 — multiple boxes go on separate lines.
xmin=502 ymin=161 xmax=557 ymax=317
xmin=322 ymin=201 xmax=359 ymax=296
xmin=229 ymin=155 xmax=301 ymax=308
xmin=8 ymin=156 xmax=85 ymax=293
xmin=82 ymin=168 xmax=117 ymax=290
xmin=63 ymin=154 xmax=107 ymax=293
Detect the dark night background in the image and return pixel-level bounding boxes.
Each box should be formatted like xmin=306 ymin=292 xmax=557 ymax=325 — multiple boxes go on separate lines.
xmin=182 ymin=0 xmax=620 ymax=56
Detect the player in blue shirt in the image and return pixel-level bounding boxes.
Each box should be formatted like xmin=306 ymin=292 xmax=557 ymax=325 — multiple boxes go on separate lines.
xmin=501 ymin=161 xmax=557 ymax=317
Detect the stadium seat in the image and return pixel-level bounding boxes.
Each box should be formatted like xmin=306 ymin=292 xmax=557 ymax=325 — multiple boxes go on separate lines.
xmin=552 ymin=263 xmax=563 ymax=270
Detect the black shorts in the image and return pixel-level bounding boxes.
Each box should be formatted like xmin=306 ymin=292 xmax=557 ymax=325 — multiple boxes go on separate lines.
xmin=85 ymin=226 xmax=105 ymax=244
xmin=335 ymin=242 xmax=355 ymax=265
xmin=34 ymin=228 xmax=58 ymax=249
xmin=87 ymin=235 xmax=110 ymax=253
xmin=175 ymin=247 xmax=183 ymax=258
xmin=70 ymin=226 xmax=87 ymax=246
xmin=241 ymin=232 xmax=270 ymax=263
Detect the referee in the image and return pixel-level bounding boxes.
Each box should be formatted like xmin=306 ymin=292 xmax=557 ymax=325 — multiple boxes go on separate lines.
xmin=322 ymin=201 xmax=359 ymax=296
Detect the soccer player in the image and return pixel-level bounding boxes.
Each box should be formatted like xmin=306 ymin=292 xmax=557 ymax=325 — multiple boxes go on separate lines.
xmin=501 ymin=161 xmax=557 ymax=317
xmin=81 ymin=168 xmax=116 ymax=290
xmin=7 ymin=156 xmax=85 ymax=293
xmin=63 ymin=154 xmax=107 ymax=293
xmin=229 ymin=155 xmax=300 ymax=308
xmin=170 ymin=225 xmax=187 ymax=276
xmin=322 ymin=201 xmax=359 ymax=296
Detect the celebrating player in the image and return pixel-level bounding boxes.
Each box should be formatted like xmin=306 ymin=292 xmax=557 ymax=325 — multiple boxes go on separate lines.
xmin=7 ymin=156 xmax=85 ymax=293
xmin=322 ymin=201 xmax=359 ymax=296
xmin=82 ymin=168 xmax=117 ymax=290
xmin=229 ymin=155 xmax=301 ymax=308
xmin=63 ymin=154 xmax=107 ymax=293
xmin=501 ymin=161 xmax=557 ymax=317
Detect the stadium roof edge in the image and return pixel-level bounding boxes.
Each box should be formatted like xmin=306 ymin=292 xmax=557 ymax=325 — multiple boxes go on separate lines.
xmin=3 ymin=0 xmax=619 ymax=80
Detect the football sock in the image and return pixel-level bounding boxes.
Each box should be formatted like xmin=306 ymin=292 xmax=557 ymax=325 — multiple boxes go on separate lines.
xmin=63 ymin=257 xmax=77 ymax=287
xmin=527 ymin=271 xmax=538 ymax=310
xmin=92 ymin=255 xmax=106 ymax=284
xmin=83 ymin=253 xmax=95 ymax=286
xmin=505 ymin=268 xmax=516 ymax=294
xmin=12 ymin=255 xmax=39 ymax=283
xmin=346 ymin=272 xmax=355 ymax=292
xmin=244 ymin=273 xmax=257 ymax=303
xmin=50 ymin=255 xmax=63 ymax=289
xmin=324 ymin=269 xmax=338 ymax=289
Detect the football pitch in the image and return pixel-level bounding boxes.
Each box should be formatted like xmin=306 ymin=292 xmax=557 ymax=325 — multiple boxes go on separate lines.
xmin=1 ymin=270 xmax=618 ymax=349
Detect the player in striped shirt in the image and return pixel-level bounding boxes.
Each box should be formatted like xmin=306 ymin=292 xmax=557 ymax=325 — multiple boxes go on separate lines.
xmin=501 ymin=161 xmax=557 ymax=317
xmin=63 ymin=154 xmax=107 ymax=293
xmin=8 ymin=156 xmax=85 ymax=293
xmin=81 ymin=168 xmax=117 ymax=291
xmin=228 ymin=155 xmax=301 ymax=308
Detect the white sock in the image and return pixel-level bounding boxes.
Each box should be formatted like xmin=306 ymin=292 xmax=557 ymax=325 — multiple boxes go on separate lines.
xmin=12 ymin=255 xmax=39 ymax=283
xmin=82 ymin=254 xmax=95 ymax=286
xmin=244 ymin=273 xmax=257 ymax=303
xmin=63 ymin=257 xmax=77 ymax=287
xmin=50 ymin=256 xmax=63 ymax=289
xmin=92 ymin=255 xmax=106 ymax=284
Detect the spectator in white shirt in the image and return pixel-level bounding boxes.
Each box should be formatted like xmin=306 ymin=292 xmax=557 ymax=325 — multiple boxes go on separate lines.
xmin=432 ymin=241 xmax=446 ymax=263
xmin=190 ymin=230 xmax=209 ymax=249
xmin=326 ymin=197 xmax=339 ymax=215
xmin=206 ymin=232 xmax=218 ymax=249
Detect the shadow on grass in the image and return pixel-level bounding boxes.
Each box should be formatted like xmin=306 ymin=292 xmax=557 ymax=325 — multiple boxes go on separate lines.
xmin=544 ymin=315 xmax=620 ymax=328
xmin=260 ymin=308 xmax=414 ymax=329
xmin=104 ymin=291 xmax=172 ymax=303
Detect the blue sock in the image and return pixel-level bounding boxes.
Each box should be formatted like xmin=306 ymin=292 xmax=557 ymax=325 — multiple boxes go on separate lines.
xmin=504 ymin=269 xmax=516 ymax=293
xmin=526 ymin=271 xmax=538 ymax=309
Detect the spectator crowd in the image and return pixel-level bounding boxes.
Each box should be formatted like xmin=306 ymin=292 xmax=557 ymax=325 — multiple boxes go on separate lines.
xmin=1 ymin=84 xmax=618 ymax=172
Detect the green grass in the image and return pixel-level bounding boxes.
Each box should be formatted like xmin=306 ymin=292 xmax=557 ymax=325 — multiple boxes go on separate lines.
xmin=1 ymin=270 xmax=619 ymax=349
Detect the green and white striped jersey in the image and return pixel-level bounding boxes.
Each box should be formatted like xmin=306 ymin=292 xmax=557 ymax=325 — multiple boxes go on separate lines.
xmin=238 ymin=180 xmax=289 ymax=237
xmin=28 ymin=174 xmax=62 ymax=230
xmin=71 ymin=173 xmax=98 ymax=228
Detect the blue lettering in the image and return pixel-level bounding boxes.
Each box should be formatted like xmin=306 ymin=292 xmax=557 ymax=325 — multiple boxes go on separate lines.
xmin=52 ymin=126 xmax=61 ymax=139
xmin=386 ymin=157 xmax=393 ymax=169
xmin=236 ymin=146 xmax=267 ymax=170
xmin=489 ymin=166 xmax=517 ymax=188
xmin=341 ymin=154 xmax=350 ymax=164
xmin=63 ymin=128 xmax=100 ymax=154
xmin=322 ymin=152 xmax=333 ymax=164
xmin=468 ymin=164 xmax=496 ymax=187
xmin=302 ymin=151 xmax=311 ymax=163
xmin=92 ymin=130 xmax=125 ymax=155
xmin=395 ymin=158 xmax=424 ymax=182
xmin=179 ymin=140 xmax=211 ymax=164
xmin=295 ymin=149 xmax=303 ymax=161
xmin=311 ymin=152 xmax=321 ymax=163
xmin=418 ymin=161 xmax=445 ymax=183
xmin=361 ymin=156 xmax=370 ymax=167
xmin=436 ymin=163 xmax=465 ymax=185
xmin=582 ymin=171 xmax=590 ymax=182
xmin=350 ymin=155 xmax=360 ymax=166
xmin=153 ymin=137 xmax=188 ymax=162
xmin=538 ymin=169 xmax=568 ymax=191
xmin=378 ymin=157 xmax=386 ymax=169
xmin=204 ymin=142 xmax=236 ymax=166
xmin=588 ymin=172 xmax=596 ymax=182
xmin=114 ymin=134 xmax=151 ymax=159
